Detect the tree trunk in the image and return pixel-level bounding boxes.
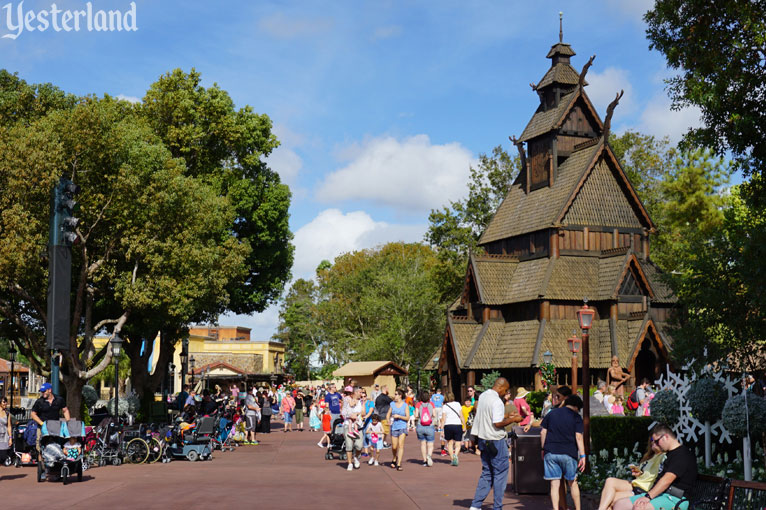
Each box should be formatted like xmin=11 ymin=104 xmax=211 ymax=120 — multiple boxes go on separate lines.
xmin=63 ymin=372 xmax=85 ymax=420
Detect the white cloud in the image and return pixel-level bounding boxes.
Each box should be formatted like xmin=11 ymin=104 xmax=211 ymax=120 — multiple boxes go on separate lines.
xmin=316 ymin=135 xmax=476 ymax=212
xmin=372 ymin=25 xmax=403 ymax=40
xmin=116 ymin=94 xmax=141 ymax=104
xmin=637 ymin=93 xmax=703 ymax=144
xmin=257 ymin=12 xmax=333 ymax=39
xmin=292 ymin=208 xmax=426 ymax=280
xmin=266 ymin=146 xmax=302 ymax=186
xmin=585 ymin=67 xmax=636 ymax=117
xmin=611 ymin=0 xmax=654 ymax=24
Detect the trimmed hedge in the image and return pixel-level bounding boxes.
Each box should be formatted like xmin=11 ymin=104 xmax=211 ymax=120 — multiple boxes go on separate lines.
xmin=591 ymin=416 xmax=654 ymax=458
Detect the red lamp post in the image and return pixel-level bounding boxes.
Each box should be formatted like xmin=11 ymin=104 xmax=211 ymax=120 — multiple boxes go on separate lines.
xmin=567 ymin=331 xmax=581 ymax=394
xmin=576 ymin=298 xmax=596 ymax=455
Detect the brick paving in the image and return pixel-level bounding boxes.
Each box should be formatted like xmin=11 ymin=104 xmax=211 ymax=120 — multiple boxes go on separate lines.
xmin=0 ymin=423 xmax=549 ymax=509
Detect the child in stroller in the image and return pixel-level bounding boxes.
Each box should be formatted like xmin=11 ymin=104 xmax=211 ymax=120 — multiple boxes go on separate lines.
xmin=38 ymin=419 xmax=85 ymax=484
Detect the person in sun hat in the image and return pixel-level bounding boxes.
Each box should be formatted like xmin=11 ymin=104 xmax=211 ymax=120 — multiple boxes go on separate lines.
xmin=513 ymin=387 xmax=533 ymax=427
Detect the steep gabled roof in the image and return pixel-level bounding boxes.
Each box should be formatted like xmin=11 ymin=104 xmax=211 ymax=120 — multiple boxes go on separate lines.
xmin=519 ymin=88 xmax=603 ymax=143
xmin=447 ymin=317 xmax=483 ymax=368
xmin=462 ymin=320 xmax=541 ymax=369
xmin=480 ymin=139 xmax=655 ymax=245
xmin=470 ymin=255 xmax=548 ymax=304
xmin=555 ymin=142 xmax=655 ymax=231
xmin=639 ymin=260 xmax=677 ymax=304
xmin=480 ymin=141 xmax=602 ymax=244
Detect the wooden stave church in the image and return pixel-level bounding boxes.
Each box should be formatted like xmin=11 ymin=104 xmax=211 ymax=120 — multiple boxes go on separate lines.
xmin=433 ymin=35 xmax=676 ymax=400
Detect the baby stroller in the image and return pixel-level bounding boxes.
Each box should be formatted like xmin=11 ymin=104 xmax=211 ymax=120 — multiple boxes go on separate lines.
xmin=84 ymin=417 xmax=123 ymax=467
xmin=212 ymin=415 xmax=235 ymax=452
xmin=11 ymin=418 xmax=39 ymax=468
xmin=38 ymin=419 xmax=85 ymax=484
xmin=324 ymin=418 xmax=346 ymax=460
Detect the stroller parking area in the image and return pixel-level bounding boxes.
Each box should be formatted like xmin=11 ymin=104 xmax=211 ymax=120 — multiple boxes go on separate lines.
xmin=1 ymin=421 xmax=547 ymax=509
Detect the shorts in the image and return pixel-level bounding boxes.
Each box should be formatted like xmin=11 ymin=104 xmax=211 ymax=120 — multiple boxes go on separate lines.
xmin=629 ymin=493 xmax=687 ymax=510
xmin=416 ymin=424 xmax=435 ymax=442
xmin=344 ymin=432 xmax=363 ymax=452
xmin=391 ymin=427 xmax=407 ymax=438
xmin=284 ymin=412 xmax=293 ymax=424
xmin=433 ymin=407 xmax=443 ymax=427
xmin=245 ymin=414 xmax=257 ymax=432
xmin=543 ymin=453 xmax=578 ymax=481
xmin=295 ymin=409 xmax=304 ymax=422
xmin=381 ymin=419 xmax=390 ymax=435
xmin=444 ymin=424 xmax=463 ymax=442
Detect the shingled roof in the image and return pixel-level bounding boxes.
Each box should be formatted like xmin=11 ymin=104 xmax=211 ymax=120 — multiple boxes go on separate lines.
xmin=448 ymin=318 xmax=483 ymax=368
xmin=469 ymin=251 xmax=656 ymax=306
xmin=480 ymin=140 xmax=654 ymax=245
xmin=639 ymin=260 xmax=677 ymax=304
xmin=519 ymin=90 xmax=578 ymax=142
xmin=461 ymin=320 xmax=542 ymax=369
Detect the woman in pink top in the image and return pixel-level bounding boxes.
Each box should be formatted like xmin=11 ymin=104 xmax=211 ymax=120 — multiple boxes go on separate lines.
xmin=513 ymin=387 xmax=533 ymax=426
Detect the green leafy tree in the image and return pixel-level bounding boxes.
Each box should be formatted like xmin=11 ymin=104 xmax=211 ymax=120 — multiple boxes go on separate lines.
xmin=426 ymin=146 xmax=519 ymax=301
xmin=274 ymin=279 xmax=322 ymax=380
xmin=667 ymin=185 xmax=766 ymax=373
xmin=0 ymin=94 xmax=249 ymax=417
xmin=645 ymin=2 xmax=766 ymax=183
xmin=316 ymin=242 xmax=446 ymax=369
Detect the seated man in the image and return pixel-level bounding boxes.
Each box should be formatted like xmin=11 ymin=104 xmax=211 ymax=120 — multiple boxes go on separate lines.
xmin=613 ymin=424 xmax=697 ymax=510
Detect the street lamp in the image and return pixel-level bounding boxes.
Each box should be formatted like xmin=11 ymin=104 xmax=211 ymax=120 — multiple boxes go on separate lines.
xmin=576 ymin=298 xmax=596 ymax=455
xmin=181 ymin=337 xmax=189 ymax=387
xmin=567 ymin=331 xmax=581 ymax=394
xmin=273 ymin=353 xmax=279 ymax=373
xmin=110 ymin=335 xmax=123 ymax=420
xmin=8 ymin=346 xmax=16 ymax=408
xmin=543 ymin=350 xmax=553 ymax=365
xmin=168 ymin=362 xmax=176 ymax=395
xmin=190 ymin=356 xmax=196 ymax=387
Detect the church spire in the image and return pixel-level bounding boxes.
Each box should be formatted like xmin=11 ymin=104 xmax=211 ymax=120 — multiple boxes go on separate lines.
xmin=559 ymin=12 xmax=563 ymax=43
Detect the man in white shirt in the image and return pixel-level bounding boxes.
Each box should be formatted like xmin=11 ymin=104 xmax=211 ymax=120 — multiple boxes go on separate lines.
xmin=469 ymin=377 xmax=517 ymax=510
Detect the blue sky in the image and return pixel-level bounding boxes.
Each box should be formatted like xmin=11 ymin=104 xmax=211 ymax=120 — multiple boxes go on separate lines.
xmin=3 ymin=0 xmax=703 ymax=340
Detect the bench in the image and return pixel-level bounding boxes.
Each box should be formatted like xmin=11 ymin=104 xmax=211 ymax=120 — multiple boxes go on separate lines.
xmin=674 ymin=474 xmax=766 ymax=510
xmin=674 ymin=474 xmax=730 ymax=510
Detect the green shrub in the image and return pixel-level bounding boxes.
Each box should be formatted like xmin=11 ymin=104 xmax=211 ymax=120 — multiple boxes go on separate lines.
xmin=82 ymin=385 xmax=99 ymax=409
xmin=687 ymin=378 xmax=727 ymax=423
xmin=526 ymin=390 xmax=547 ymax=416
xmin=476 ymin=371 xmax=500 ymax=392
xmin=722 ymin=393 xmax=766 ymax=437
xmin=650 ymin=390 xmax=680 ymax=425
xmin=590 ymin=415 xmax=654 ymax=458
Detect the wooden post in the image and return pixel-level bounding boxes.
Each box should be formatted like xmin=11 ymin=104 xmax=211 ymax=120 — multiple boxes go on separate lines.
xmin=483 ymin=306 xmax=490 ymax=323
xmin=583 ymin=227 xmax=590 ymax=250
xmin=540 ymin=300 xmax=550 ymax=321
xmin=613 ymin=228 xmax=619 ymax=249
xmin=534 ymin=371 xmax=543 ymax=391
xmin=551 ymin=230 xmax=559 ymax=258
xmin=467 ymin=370 xmax=476 ymax=391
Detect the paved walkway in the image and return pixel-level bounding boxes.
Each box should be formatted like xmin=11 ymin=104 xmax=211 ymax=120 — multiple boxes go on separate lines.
xmin=1 ymin=424 xmax=549 ymax=509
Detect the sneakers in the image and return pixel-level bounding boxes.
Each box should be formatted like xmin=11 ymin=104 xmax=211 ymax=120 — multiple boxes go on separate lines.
xmin=353 ymin=457 xmax=360 ymax=469
xmin=361 ymin=453 xmax=369 ymax=457
xmin=368 ymin=458 xmax=375 ymax=465
xmin=252 ymin=441 xmax=259 ymax=445
xmin=440 ymin=449 xmax=448 ymax=456
xmin=452 ymin=455 xmax=459 ymax=466
xmin=374 ymin=460 xmax=379 ymax=466
xmin=347 ymin=464 xmax=354 ymax=471
xmin=426 ymin=456 xmax=433 ymax=467
xmin=317 ymin=442 xmax=325 ymax=448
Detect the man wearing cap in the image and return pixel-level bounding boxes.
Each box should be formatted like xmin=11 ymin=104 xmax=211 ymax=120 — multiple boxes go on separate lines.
xmin=513 ymin=387 xmax=533 ymax=427
xmin=31 ymin=383 xmax=69 ymax=426
xmin=31 ymin=383 xmax=70 ymax=480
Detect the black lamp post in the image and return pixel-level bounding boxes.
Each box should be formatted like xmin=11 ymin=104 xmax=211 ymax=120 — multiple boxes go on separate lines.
xmin=576 ymin=298 xmax=595 ymax=455
xmin=274 ymin=353 xmax=279 ymax=373
xmin=180 ymin=338 xmax=189 ymax=387
xmin=8 ymin=347 xmax=16 ymax=408
xmin=168 ymin=362 xmax=176 ymax=395
xmin=190 ymin=356 xmax=196 ymax=387
xmin=111 ymin=335 xmax=123 ymax=419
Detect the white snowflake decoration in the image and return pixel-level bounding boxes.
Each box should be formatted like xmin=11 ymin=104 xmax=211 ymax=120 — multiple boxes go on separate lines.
xmin=652 ymin=359 xmax=738 ymax=446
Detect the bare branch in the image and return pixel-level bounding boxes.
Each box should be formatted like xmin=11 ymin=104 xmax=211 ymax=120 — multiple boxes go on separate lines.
xmin=80 ymin=312 xmax=129 ymax=380
xmin=9 ymin=283 xmax=47 ymax=324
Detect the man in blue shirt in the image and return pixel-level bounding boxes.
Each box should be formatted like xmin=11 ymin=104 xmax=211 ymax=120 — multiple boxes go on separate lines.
xmin=324 ymin=383 xmax=342 ymax=423
xmin=541 ymin=394 xmax=586 ymax=510
xmin=430 ymin=387 xmax=445 ymax=454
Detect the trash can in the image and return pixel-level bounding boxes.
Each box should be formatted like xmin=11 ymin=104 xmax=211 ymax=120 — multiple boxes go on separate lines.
xmin=510 ymin=426 xmax=548 ymax=495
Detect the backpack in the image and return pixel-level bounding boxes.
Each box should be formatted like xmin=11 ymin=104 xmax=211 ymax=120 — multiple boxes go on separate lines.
xmin=24 ymin=421 xmax=38 ymax=447
xmin=419 ymin=402 xmax=433 ymax=426
xmin=625 ymin=389 xmax=640 ymax=411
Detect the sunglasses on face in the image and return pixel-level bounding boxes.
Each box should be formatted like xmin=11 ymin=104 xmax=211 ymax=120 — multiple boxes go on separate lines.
xmin=651 ymin=434 xmax=666 ymax=445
